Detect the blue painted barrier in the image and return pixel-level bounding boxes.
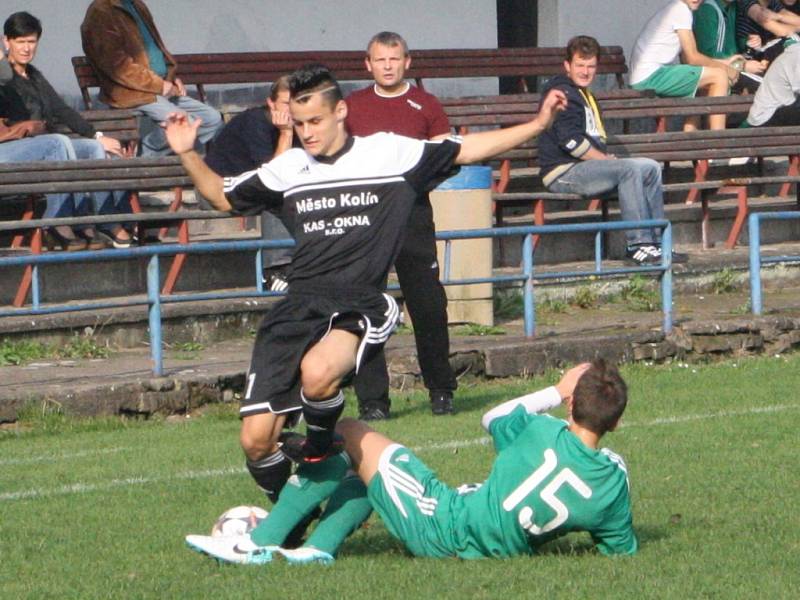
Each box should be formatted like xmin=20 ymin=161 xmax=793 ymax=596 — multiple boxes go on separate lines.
xmin=1 ymin=220 xmax=673 ymax=375
xmin=748 ymin=211 xmax=800 ymax=315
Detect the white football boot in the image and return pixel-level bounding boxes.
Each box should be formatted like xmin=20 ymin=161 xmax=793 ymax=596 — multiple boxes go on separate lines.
xmin=278 ymin=546 xmax=335 ymax=565
xmin=185 ymin=533 xmax=277 ymax=565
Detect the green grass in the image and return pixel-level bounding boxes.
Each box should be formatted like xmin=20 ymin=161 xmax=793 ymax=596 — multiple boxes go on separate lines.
xmin=2 ymin=356 xmax=800 ymax=598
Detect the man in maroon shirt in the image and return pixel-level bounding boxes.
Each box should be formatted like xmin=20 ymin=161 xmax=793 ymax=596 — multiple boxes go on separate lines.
xmin=346 ymin=32 xmax=456 ymax=419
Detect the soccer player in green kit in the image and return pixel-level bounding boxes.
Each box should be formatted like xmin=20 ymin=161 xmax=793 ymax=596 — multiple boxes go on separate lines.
xmin=187 ymin=360 xmax=637 ymax=563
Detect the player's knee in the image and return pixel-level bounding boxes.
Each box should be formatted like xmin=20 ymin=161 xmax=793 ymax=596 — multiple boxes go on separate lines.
xmin=239 ymin=426 xmax=280 ymax=461
xmin=707 ymin=67 xmax=729 ymax=89
xmin=300 ymin=357 xmax=341 ymax=398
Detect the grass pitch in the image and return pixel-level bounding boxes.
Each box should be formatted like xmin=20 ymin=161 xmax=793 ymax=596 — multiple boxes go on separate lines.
xmin=1 ymin=355 xmax=799 ymax=599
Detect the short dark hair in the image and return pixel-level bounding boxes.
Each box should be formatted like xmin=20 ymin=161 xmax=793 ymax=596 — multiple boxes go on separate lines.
xmin=571 ymin=359 xmax=627 ymax=436
xmin=566 ymin=35 xmax=600 ymax=62
xmin=288 ymin=64 xmax=343 ymax=108
xmin=367 ymin=31 xmax=409 ymax=56
xmin=4 ymin=11 xmax=42 ymax=39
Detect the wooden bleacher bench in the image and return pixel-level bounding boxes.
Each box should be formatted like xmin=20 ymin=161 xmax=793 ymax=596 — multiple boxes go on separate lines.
xmin=442 ymin=93 xmax=754 ymax=133
xmin=51 ymin=109 xmax=140 ymax=152
xmin=72 ymin=45 xmax=628 ymax=109
xmin=0 ymin=156 xmax=236 ymax=307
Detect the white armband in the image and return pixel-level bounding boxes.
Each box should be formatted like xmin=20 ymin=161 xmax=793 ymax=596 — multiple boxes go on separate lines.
xmin=481 ymin=386 xmax=562 ymax=431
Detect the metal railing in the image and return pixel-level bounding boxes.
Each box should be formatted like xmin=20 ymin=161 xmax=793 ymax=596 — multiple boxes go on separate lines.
xmin=0 ymin=219 xmax=673 ymax=375
xmin=748 ymin=211 xmax=800 ymax=314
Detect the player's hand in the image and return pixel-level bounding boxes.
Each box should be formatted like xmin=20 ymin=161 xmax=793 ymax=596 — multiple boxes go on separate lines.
xmin=555 ymin=363 xmax=591 ymax=403
xmin=162 ymin=111 xmax=202 ymax=155
xmin=744 ymin=59 xmax=768 ymax=75
xmin=534 ymin=89 xmax=568 ymax=130
xmin=98 ymin=135 xmax=124 ymax=157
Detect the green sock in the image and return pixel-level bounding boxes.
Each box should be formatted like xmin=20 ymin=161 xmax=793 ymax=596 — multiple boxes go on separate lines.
xmin=250 ymin=452 xmax=348 ymax=547
xmin=304 ymin=475 xmax=372 ymax=556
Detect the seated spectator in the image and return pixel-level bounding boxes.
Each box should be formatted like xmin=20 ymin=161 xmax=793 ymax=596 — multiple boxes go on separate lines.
xmin=1 ymin=88 xmax=72 ymax=164
xmin=745 ymin=42 xmax=800 ymax=125
xmin=737 ymin=0 xmax=800 ymax=62
xmin=540 ymin=36 xmax=687 ymax=266
xmin=630 ymin=0 xmax=739 ymax=130
xmin=2 ymin=13 xmax=133 ymax=250
xmin=80 ymin=0 xmax=223 ymax=157
xmin=1 ymin=86 xmax=97 ymax=250
xmin=781 ymin=0 xmax=800 ymax=15
xmin=693 ymin=0 xmax=768 ymax=93
xmin=204 ymin=77 xmax=295 ymax=290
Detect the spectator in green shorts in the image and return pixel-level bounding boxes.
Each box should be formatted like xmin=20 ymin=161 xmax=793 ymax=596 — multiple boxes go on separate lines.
xmin=693 ymin=0 xmax=768 ymax=93
xmin=630 ymin=0 xmax=740 ymax=130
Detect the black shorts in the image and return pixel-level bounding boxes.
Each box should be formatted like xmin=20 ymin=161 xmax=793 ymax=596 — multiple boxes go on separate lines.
xmin=240 ymin=282 xmax=400 ymax=419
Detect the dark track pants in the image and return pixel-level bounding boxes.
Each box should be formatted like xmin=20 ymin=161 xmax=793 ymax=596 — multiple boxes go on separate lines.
xmin=353 ymin=199 xmax=457 ymax=413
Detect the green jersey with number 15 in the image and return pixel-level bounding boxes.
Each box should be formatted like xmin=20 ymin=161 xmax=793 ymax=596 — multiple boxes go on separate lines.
xmin=453 ymin=407 xmax=638 ymax=557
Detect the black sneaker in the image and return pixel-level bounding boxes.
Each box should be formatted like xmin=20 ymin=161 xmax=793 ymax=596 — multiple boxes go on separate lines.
xmin=359 ymin=406 xmax=390 ymax=421
xmin=430 ymin=391 xmax=454 ymax=416
xmin=262 ymin=266 xmax=289 ymax=292
xmin=278 ymin=431 xmax=345 ymax=464
xmin=625 ymin=245 xmax=661 ymax=266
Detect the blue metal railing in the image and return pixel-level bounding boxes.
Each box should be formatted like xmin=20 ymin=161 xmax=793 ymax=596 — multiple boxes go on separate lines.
xmin=748 ymin=212 xmax=800 ymax=314
xmin=1 ymin=219 xmax=673 ymax=375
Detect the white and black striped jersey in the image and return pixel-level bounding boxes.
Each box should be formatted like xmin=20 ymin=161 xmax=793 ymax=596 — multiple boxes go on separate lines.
xmin=224 ymin=132 xmax=461 ymax=290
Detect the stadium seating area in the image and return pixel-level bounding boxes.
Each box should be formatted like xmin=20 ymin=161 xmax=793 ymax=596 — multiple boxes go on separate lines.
xmin=2 ymin=43 xmax=799 ymax=318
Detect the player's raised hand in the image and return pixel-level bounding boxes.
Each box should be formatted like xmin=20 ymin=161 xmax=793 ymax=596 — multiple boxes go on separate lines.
xmin=534 ymin=89 xmax=568 ymax=130
xmin=163 ymin=112 xmax=202 ymax=155
xmin=555 ymin=362 xmax=591 ymax=403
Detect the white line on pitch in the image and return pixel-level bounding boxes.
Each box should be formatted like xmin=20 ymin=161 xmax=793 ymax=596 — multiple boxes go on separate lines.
xmin=0 ymin=466 xmax=246 ymax=502
xmin=624 ymin=403 xmax=799 ymax=427
xmin=0 ymin=446 xmax=130 ymax=466
xmin=1 ymin=403 xmax=797 ymax=503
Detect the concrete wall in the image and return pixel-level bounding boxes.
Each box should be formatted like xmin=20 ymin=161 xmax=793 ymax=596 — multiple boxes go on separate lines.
xmin=6 ymin=0 xmax=498 ymax=105
xmin=537 ymin=0 xmax=667 ymax=79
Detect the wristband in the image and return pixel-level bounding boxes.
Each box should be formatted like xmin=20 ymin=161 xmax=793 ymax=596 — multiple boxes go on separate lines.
xmin=94 ymin=131 xmax=104 ymax=139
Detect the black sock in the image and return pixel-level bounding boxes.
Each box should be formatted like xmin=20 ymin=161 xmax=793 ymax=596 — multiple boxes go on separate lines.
xmin=246 ymin=450 xmax=292 ymax=504
xmin=301 ymin=389 xmax=345 ymax=452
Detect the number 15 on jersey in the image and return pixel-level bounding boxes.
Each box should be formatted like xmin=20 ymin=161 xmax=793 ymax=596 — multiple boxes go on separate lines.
xmin=502 ymin=449 xmax=592 ymax=535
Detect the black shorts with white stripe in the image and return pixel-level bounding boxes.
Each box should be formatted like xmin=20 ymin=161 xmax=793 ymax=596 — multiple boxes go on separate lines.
xmin=240 ymin=281 xmax=400 ymax=419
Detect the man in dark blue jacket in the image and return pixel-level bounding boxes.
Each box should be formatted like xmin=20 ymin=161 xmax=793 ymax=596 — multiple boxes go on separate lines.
xmin=539 ymin=35 xmax=686 ymax=266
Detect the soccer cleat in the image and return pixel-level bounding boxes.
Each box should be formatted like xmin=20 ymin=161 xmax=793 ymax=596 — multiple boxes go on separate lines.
xmin=185 ymin=533 xmax=277 ymax=565
xmin=430 ymin=391 xmax=454 ymax=415
xmin=278 ymin=546 xmax=335 ymax=566
xmin=278 ymin=431 xmax=346 ymax=464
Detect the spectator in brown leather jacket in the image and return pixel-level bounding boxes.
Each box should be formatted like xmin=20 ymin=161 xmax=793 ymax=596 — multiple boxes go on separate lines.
xmin=80 ymin=0 xmax=222 ymax=157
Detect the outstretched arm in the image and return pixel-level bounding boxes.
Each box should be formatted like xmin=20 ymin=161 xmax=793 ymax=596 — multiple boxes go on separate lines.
xmin=454 ymin=89 xmax=567 ymax=165
xmin=481 ymin=363 xmax=590 ymax=431
xmin=164 ymin=112 xmax=232 ymax=211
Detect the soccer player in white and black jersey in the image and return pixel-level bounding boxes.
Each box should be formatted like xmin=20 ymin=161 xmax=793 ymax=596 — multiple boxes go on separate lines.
xmin=164 ymin=64 xmax=566 ymax=519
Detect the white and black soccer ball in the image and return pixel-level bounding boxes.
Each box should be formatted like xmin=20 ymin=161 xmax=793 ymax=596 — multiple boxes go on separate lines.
xmin=210 ymin=505 xmax=269 ymax=537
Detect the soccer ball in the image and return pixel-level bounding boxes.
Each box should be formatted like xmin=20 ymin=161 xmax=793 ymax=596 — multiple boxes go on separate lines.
xmin=210 ymin=505 xmax=269 ymax=537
